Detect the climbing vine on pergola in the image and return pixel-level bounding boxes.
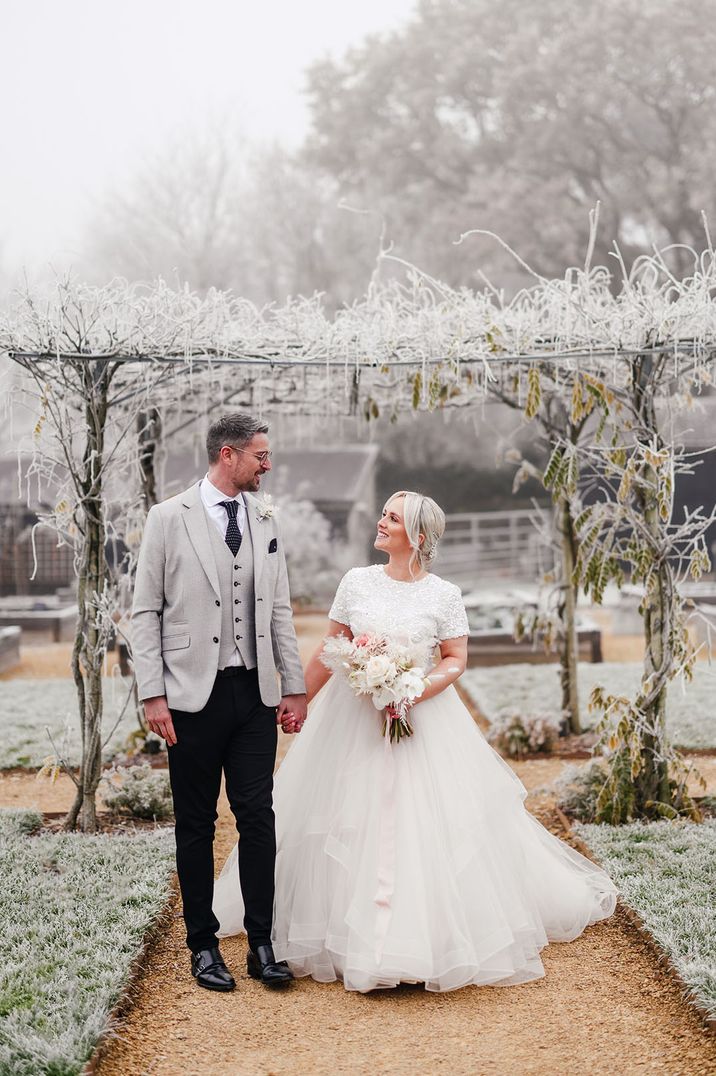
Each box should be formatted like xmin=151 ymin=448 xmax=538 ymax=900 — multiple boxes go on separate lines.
xmin=3 ymin=235 xmax=716 ymax=829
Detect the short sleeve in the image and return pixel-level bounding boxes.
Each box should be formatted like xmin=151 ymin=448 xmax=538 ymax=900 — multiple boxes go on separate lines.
xmin=436 ymin=583 xmax=470 ymax=640
xmin=328 ymin=570 xmax=353 ymax=627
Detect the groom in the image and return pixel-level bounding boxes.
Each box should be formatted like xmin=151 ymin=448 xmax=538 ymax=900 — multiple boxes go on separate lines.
xmin=131 ymin=413 xmax=307 ymax=992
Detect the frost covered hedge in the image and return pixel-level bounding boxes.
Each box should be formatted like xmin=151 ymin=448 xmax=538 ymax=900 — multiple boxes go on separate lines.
xmin=0 ymin=808 xmax=174 ymax=1075
xmin=103 ymin=764 xmax=173 ymax=820
xmin=579 ymin=819 xmax=716 ymax=1020
xmin=0 ymin=678 xmax=139 ymax=769
xmin=463 ymin=661 xmax=716 ymax=749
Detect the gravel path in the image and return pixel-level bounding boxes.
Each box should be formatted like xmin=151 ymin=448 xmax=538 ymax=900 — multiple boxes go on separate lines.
xmin=89 ymin=777 xmax=716 ymax=1076
xmin=3 ymin=755 xmax=716 ymax=1073
xmin=5 ymin=629 xmax=716 ymax=1073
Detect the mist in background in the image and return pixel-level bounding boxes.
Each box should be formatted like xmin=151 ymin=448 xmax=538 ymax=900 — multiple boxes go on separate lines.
xmin=3 ymin=0 xmax=715 ymax=304
xmin=2 ymin=0 xmax=715 ymax=514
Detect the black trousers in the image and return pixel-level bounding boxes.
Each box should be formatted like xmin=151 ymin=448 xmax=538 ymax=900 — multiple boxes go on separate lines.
xmin=167 ymin=668 xmax=278 ymax=954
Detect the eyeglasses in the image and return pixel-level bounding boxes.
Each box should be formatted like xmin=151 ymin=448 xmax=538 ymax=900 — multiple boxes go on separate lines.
xmin=230 ymin=446 xmax=272 ymax=465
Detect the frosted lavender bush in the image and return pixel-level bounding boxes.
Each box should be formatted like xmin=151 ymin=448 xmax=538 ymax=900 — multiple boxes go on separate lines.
xmin=0 ymin=809 xmax=174 ymax=1075
xmin=103 ymin=764 xmax=173 ymax=820
xmin=0 ymin=678 xmax=137 ymax=769
xmin=579 ymin=819 xmax=716 ymax=1020
xmin=463 ymin=662 xmax=716 ymax=749
xmin=487 ymin=711 xmax=561 ymax=758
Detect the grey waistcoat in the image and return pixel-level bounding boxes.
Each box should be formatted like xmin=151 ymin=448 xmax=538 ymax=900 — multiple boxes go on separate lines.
xmin=205 ymin=508 xmax=257 ymax=670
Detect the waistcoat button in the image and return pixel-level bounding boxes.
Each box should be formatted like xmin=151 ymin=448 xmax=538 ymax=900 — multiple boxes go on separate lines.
xmin=212 ymin=636 xmax=219 ymax=643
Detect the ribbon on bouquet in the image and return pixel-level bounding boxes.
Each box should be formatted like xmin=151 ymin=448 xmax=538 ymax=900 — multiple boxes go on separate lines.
xmin=373 ymin=719 xmax=397 ymax=964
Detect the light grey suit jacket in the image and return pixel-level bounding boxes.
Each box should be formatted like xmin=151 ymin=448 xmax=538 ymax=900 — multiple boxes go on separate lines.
xmin=130 ymin=482 xmax=306 ymax=712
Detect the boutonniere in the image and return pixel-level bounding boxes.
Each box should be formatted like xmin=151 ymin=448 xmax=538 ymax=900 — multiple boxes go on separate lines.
xmin=255 ymin=494 xmax=278 ymax=522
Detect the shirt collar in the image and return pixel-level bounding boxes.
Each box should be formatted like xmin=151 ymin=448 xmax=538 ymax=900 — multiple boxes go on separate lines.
xmin=201 ymin=474 xmax=245 ymax=510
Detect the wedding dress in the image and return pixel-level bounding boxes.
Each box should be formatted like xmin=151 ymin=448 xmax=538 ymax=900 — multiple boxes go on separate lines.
xmin=213 ymin=564 xmax=616 ymax=993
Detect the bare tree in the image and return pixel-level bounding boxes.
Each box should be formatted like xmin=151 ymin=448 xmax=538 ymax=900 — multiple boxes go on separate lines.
xmin=83 ymin=133 xmax=378 ymax=307
xmin=304 ymin=0 xmax=716 ymax=287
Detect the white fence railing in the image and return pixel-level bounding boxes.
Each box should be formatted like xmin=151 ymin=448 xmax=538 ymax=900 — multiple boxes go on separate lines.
xmin=436 ymin=508 xmax=552 ymax=585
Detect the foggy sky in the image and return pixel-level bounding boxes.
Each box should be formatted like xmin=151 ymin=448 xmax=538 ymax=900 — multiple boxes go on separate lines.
xmin=1 ymin=0 xmax=415 ymax=272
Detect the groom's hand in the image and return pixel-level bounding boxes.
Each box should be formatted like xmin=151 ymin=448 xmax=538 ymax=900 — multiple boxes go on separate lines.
xmin=277 ymin=693 xmax=308 ymax=734
xmin=143 ymin=696 xmax=177 ymax=746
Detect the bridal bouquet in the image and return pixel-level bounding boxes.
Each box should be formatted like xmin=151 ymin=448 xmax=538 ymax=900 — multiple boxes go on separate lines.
xmin=320 ymin=633 xmax=429 ymax=743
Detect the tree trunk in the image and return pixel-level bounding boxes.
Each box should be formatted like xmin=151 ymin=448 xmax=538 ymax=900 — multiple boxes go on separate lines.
xmin=557 ymin=493 xmax=581 ymax=734
xmin=632 ymin=353 xmax=671 ymax=811
xmin=133 ymin=407 xmax=162 ymax=734
xmin=63 ymin=362 xmax=110 ymax=833
xmin=137 ymin=407 xmax=161 ymax=510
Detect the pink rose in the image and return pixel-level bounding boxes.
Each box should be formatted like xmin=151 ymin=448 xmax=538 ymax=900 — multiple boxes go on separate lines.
xmin=354 ymin=634 xmax=372 ymax=647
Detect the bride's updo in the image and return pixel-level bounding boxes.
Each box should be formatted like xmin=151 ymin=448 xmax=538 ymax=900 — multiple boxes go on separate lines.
xmin=385 ymin=491 xmax=446 ymax=575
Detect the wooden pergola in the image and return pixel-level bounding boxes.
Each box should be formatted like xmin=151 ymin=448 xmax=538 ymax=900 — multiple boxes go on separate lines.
xmin=2 ymin=238 xmax=716 ymax=828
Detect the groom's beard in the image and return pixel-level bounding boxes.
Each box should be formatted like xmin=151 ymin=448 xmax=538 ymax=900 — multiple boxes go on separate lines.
xmin=241 ymin=472 xmax=265 ymax=492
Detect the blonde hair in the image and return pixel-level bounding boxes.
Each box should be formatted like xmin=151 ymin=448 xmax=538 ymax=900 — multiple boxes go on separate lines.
xmin=383 ymin=491 xmax=446 ymax=576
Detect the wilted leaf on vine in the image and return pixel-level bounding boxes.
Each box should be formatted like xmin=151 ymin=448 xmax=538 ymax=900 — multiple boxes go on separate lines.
xmin=524 ymin=365 xmax=541 ymax=419
xmin=617 ymin=467 xmax=632 ymax=503
xmin=543 ymin=444 xmax=564 ymax=489
xmin=486 ymin=327 xmax=503 ymax=353
xmin=412 ymin=371 xmax=422 ymax=410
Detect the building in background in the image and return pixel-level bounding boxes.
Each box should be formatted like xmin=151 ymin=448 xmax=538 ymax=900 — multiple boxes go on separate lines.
xmin=266 ymin=445 xmax=380 ymax=565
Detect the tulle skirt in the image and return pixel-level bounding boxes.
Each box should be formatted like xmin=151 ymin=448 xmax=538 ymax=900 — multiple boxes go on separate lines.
xmin=213 ymin=677 xmax=617 ymax=993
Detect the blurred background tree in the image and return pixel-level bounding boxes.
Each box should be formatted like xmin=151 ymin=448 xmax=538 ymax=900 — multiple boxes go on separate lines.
xmin=304 ymin=0 xmax=716 ymax=286
xmin=80 ymin=0 xmax=716 ymax=303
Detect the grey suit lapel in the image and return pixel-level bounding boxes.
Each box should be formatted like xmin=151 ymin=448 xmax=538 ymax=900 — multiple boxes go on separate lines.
xmin=181 ymin=482 xmax=221 ymax=599
xmin=244 ymin=496 xmax=265 ymax=590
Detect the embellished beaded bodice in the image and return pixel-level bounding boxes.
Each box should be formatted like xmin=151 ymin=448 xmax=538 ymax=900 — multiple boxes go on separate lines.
xmin=328 ymin=565 xmax=470 ymax=665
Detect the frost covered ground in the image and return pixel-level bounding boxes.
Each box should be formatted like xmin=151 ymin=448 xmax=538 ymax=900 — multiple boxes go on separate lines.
xmin=0 ymin=808 xmax=174 ymax=1075
xmin=0 ymin=678 xmax=139 ymax=769
xmin=462 ymin=661 xmax=716 ymax=749
xmin=579 ymin=819 xmax=716 ymax=1020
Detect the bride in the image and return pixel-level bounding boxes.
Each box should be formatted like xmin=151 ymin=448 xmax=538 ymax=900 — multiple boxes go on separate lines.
xmin=213 ymin=491 xmax=616 ymax=992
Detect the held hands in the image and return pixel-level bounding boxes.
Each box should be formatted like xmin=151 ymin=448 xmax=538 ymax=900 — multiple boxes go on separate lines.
xmin=277 ymin=693 xmax=308 ymax=735
xmin=143 ymin=696 xmax=177 ymax=746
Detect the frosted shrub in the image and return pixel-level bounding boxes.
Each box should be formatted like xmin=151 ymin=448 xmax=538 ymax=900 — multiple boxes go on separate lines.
xmin=103 ymin=764 xmax=173 ymax=820
xmin=487 ymin=712 xmax=561 ymax=758
xmin=555 ymin=759 xmax=610 ymax=822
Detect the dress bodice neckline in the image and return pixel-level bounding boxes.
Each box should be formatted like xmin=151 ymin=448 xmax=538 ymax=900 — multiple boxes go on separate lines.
xmin=377 ymin=564 xmax=432 ymax=586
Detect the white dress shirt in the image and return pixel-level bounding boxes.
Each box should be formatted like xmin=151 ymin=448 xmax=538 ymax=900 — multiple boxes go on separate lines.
xmin=200 ymin=474 xmax=246 ymax=666
xmin=200 ymin=474 xmax=246 ymax=539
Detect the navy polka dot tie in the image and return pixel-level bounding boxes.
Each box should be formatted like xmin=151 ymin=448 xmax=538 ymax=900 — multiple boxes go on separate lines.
xmin=220 ymin=500 xmax=242 ymax=557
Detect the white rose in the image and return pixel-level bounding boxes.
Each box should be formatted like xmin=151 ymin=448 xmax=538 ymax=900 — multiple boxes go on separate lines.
xmin=365 ymin=655 xmax=395 ymax=688
xmin=349 ymin=668 xmax=369 ymax=693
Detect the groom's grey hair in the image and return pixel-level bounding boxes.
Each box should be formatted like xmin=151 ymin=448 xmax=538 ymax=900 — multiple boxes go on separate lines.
xmin=206 ymin=413 xmax=269 ymax=463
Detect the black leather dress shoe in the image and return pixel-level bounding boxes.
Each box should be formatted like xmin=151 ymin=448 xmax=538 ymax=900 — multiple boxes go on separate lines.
xmin=191 ymin=946 xmax=236 ymax=992
xmin=247 ymin=944 xmax=294 ymax=986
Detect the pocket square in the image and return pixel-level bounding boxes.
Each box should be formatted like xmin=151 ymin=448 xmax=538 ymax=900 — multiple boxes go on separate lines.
xmin=268 ymin=538 xmax=278 ymax=553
